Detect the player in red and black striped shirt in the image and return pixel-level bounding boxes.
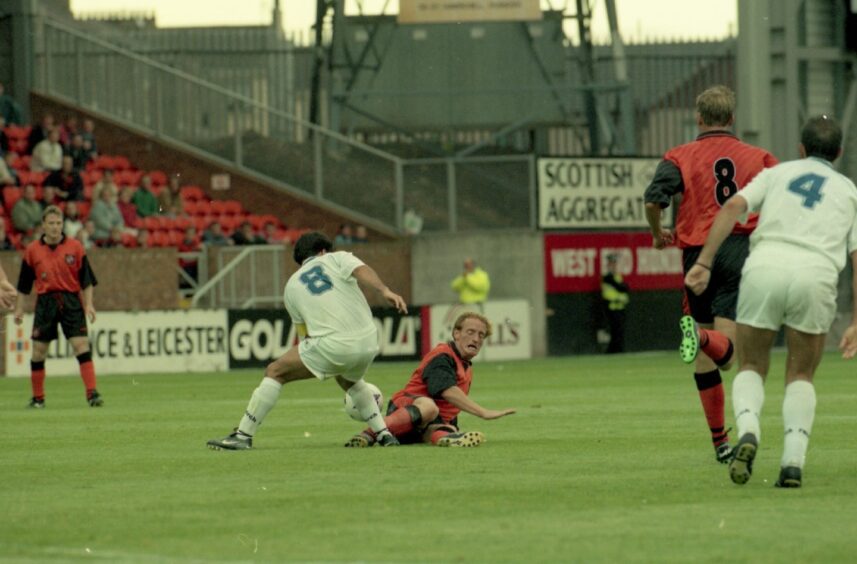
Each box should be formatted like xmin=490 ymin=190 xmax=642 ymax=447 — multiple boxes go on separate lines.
xmin=644 ymin=85 xmax=778 ymax=463
xmin=345 ymin=312 xmax=516 ymax=448
xmin=15 ymin=205 xmax=101 ymax=408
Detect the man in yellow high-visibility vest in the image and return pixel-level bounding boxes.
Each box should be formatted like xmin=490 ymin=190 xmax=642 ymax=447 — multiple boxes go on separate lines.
xmin=451 ymin=258 xmax=490 ymax=304
xmin=601 ymin=253 xmax=630 ymax=353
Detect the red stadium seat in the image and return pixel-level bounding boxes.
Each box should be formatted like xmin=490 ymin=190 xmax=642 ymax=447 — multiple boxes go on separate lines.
xmin=5 ymin=125 xmax=31 ymax=140
xmin=173 ymin=216 xmax=193 ymax=231
xmin=81 ymin=170 xmax=102 ymax=186
xmin=115 ymin=169 xmax=142 ymax=186
xmin=180 ymin=185 xmax=206 ymax=201
xmin=77 ymin=201 xmax=91 ymax=219
xmin=9 ymin=138 xmax=28 ymax=154
xmin=193 ymin=216 xmax=213 ymax=232
xmin=93 ymin=155 xmax=116 ymax=171
xmin=148 ymin=170 xmax=167 ymax=186
xmin=121 ymin=233 xmax=138 ymax=248
xmin=3 ymin=188 xmax=21 ymax=210
xmin=222 ymin=200 xmax=243 ymax=216
xmin=15 ymin=155 xmax=31 ymax=170
xmin=150 ymin=231 xmax=171 ymax=247
xmin=112 ymin=156 xmax=132 ymax=171
xmin=209 ymin=200 xmax=229 ymax=216
xmin=18 ymin=171 xmax=48 ymax=186
xmin=143 ymin=216 xmax=164 ymax=231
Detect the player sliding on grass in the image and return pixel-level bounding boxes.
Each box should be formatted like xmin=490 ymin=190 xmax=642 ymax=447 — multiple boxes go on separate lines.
xmin=685 ymin=115 xmax=857 ymax=488
xmin=345 ymin=311 xmax=516 ymax=448
xmin=644 ymin=85 xmax=778 ymax=463
xmin=208 ymin=231 xmax=408 ymax=450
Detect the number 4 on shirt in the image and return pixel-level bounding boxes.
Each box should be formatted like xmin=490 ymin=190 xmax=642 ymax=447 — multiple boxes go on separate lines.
xmin=787 ymin=173 xmax=826 ymax=209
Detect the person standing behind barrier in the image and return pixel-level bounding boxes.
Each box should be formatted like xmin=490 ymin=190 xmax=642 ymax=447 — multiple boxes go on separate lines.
xmin=601 ymin=253 xmax=630 ymax=354
xmin=451 ymin=258 xmax=490 ymax=305
xmin=644 ymin=84 xmax=778 ymax=464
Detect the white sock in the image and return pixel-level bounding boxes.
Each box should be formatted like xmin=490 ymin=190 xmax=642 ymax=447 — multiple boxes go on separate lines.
xmin=733 ymin=370 xmax=765 ymax=441
xmin=347 ymin=380 xmax=389 ymax=435
xmin=781 ymin=380 xmax=816 ymax=469
xmin=237 ymin=378 xmax=283 ymax=437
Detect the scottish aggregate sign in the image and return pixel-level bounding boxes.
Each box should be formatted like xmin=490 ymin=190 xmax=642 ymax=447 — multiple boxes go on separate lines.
xmin=538 ymin=157 xmax=660 ymax=229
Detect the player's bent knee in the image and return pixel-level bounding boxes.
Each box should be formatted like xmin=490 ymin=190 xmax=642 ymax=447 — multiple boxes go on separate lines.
xmin=413 ymin=397 xmax=439 ymax=421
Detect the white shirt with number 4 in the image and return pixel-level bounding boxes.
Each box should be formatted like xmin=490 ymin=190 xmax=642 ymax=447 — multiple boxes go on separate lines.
xmin=284 ymin=251 xmax=374 ymax=338
xmin=737 ymin=156 xmax=857 ymax=273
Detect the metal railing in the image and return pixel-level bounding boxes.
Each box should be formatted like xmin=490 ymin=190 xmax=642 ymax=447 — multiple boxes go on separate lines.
xmin=191 ymin=245 xmax=287 ymax=309
xmin=31 ymin=17 xmax=547 ymax=234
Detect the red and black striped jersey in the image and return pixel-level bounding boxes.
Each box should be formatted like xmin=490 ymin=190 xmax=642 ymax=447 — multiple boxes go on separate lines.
xmin=17 ymin=235 xmax=97 ymax=295
xmin=646 ymin=131 xmax=778 ymax=248
xmin=391 ymin=342 xmax=473 ymax=423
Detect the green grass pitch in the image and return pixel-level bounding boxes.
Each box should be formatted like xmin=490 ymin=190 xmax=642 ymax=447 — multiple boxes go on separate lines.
xmin=3 ymin=351 xmax=857 ymax=563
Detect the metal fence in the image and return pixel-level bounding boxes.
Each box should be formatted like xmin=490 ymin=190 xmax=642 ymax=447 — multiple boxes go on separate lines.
xmin=32 ymin=18 xmax=542 ymax=233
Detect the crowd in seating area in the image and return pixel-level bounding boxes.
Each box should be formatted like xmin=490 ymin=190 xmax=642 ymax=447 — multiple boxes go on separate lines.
xmin=0 ymin=110 xmax=305 ymax=255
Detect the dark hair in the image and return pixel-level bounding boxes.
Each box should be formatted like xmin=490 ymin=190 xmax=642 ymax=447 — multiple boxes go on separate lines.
xmin=293 ymin=231 xmax=333 ymax=265
xmin=801 ymin=115 xmax=842 ymax=162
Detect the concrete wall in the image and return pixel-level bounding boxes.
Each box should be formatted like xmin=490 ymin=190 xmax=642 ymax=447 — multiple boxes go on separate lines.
xmin=410 ymin=230 xmax=546 ymax=357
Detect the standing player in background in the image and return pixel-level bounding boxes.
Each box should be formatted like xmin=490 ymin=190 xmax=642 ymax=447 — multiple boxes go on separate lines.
xmin=601 ymin=253 xmax=630 ymax=354
xmin=644 ymin=85 xmax=778 ymax=463
xmin=15 ymin=205 xmax=101 ymax=408
xmin=208 ymin=231 xmax=408 ymax=450
xmin=686 ymin=116 xmax=857 ymax=488
xmin=345 ymin=312 xmax=515 ymax=448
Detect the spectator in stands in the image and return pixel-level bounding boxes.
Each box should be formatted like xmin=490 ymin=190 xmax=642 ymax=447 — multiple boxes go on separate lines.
xmin=0 ymin=151 xmax=16 ymax=188
xmin=80 ymin=118 xmax=97 ymax=154
xmin=89 ymin=185 xmax=123 ymax=243
xmin=451 ymin=258 xmax=491 ymax=305
xmin=178 ymin=226 xmax=200 ymax=287
xmin=2 ymin=152 xmax=19 ymax=186
xmin=65 ymin=134 xmax=94 ymax=171
xmin=40 ymin=185 xmax=61 ymax=209
xmin=44 ymin=156 xmax=85 ymax=202
xmin=0 ymin=222 xmax=14 ymax=251
xmin=63 ymin=201 xmax=84 ymax=238
xmin=117 ymin=186 xmax=138 ymax=228
xmin=76 ymin=219 xmax=95 ymax=250
xmin=157 ymin=173 xmax=182 ymax=214
xmin=0 ymin=82 xmax=23 ymax=125
xmin=135 ymin=228 xmax=150 ymax=248
xmin=12 ymin=184 xmax=43 ymax=234
xmin=231 ymin=221 xmax=265 ymax=246
xmin=92 ymin=169 xmax=118 ymax=203
xmin=0 ymin=116 xmax=9 ymax=154
xmin=98 ymin=226 xmax=125 ymax=248
xmin=132 ymin=174 xmax=159 ymax=217
xmin=31 ymin=128 xmax=63 ymax=173
xmin=202 ymin=222 xmax=231 ymax=246
xmin=334 ymin=223 xmax=353 ymax=246
xmin=27 ymin=114 xmax=55 ymax=154
xmin=353 ymin=225 xmax=369 ymax=243
xmin=164 ymin=200 xmax=187 ymax=219
xmin=403 ymin=208 xmax=424 ymax=236
xmin=59 ymin=116 xmax=78 ymax=147
xmin=263 ymin=222 xmax=286 ymax=245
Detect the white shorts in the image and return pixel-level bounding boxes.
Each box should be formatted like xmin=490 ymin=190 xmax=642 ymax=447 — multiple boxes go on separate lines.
xmin=737 ymin=245 xmax=838 ymax=335
xmin=298 ymin=329 xmax=379 ymax=382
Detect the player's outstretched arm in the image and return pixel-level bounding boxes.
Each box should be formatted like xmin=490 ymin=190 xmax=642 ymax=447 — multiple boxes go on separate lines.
xmin=685 ymin=195 xmax=748 ymax=296
xmin=352 ymin=265 xmax=408 ymax=314
xmin=441 ymin=385 xmax=516 ymax=420
xmin=839 ymin=252 xmax=857 ymax=359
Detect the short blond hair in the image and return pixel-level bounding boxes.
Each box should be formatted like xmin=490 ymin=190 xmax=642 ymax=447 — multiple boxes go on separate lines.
xmin=454 ymin=311 xmax=492 ymax=338
xmin=696 ymin=85 xmax=735 ymax=127
xmin=42 ymin=205 xmax=63 ymax=222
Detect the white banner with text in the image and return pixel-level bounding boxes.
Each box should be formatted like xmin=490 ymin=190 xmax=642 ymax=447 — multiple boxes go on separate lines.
xmin=428 ymin=300 xmax=531 ymax=361
xmin=4 ymin=310 xmax=229 ymax=377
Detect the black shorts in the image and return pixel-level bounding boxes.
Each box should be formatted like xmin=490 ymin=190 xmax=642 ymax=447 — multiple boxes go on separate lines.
xmin=682 ymin=234 xmax=749 ymax=324
xmin=385 ymin=395 xmax=449 ymax=445
xmin=32 ymin=292 xmax=89 ymax=343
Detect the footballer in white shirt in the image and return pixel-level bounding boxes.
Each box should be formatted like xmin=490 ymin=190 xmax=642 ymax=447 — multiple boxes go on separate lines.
xmin=208 ymin=231 xmax=408 ymax=450
xmin=685 ymin=115 xmax=857 ymax=488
